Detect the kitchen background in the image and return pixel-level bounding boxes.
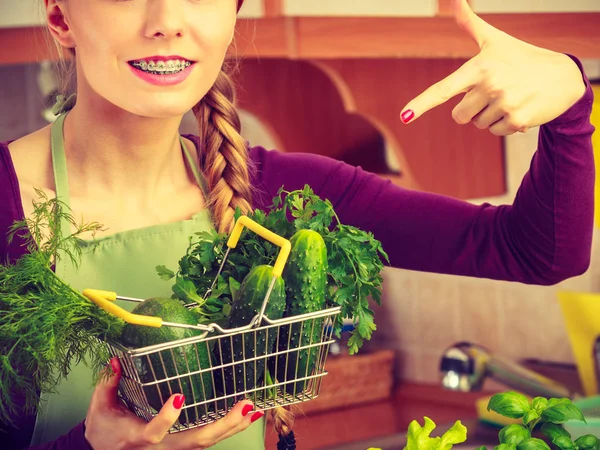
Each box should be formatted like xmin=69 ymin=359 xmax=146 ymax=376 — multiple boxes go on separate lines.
xmin=1 ymin=0 xmax=600 ymax=448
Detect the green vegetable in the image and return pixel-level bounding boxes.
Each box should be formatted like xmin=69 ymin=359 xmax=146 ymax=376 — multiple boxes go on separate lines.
xmin=574 ymin=435 xmax=599 ymax=450
xmin=0 ymin=190 xmax=124 ymax=426
xmin=404 ymin=416 xmax=467 ymax=450
xmin=119 ymin=297 xmax=213 ymax=424
xmin=159 ymin=184 xmax=388 ymax=355
xmin=488 ymin=391 xmax=532 ymax=419
xmin=485 ymin=392 xmax=597 ymax=450
xmin=277 ymin=229 xmax=327 ymax=395
xmin=269 ymin=186 xmax=389 ymax=355
xmin=499 ymin=424 xmax=531 ymax=445
xmin=212 ymin=265 xmax=285 ymax=400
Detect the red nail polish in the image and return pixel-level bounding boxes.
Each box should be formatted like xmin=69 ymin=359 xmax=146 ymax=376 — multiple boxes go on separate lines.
xmin=242 ymin=404 xmax=254 ymax=417
xmin=401 ymin=109 xmax=415 ymax=124
xmin=250 ymin=411 xmax=264 ymax=423
xmin=110 ymin=358 xmax=119 ymax=375
xmin=173 ymin=394 xmax=185 ymax=410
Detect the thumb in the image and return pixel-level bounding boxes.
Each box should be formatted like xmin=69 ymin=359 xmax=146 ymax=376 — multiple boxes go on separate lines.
xmin=93 ymin=357 xmax=122 ymax=410
xmin=454 ymin=0 xmax=497 ymax=48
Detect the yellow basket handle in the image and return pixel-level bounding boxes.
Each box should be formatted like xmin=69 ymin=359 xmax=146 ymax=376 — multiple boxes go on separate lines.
xmin=227 ymin=215 xmax=291 ymax=277
xmin=82 ymin=289 xmax=163 ymax=328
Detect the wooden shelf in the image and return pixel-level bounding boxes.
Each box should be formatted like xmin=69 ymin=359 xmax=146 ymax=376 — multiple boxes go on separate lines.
xmin=2 ymin=12 xmax=599 ymax=66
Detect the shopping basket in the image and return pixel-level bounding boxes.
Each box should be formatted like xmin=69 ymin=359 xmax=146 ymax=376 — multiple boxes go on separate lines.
xmin=83 ymin=215 xmax=342 ymax=432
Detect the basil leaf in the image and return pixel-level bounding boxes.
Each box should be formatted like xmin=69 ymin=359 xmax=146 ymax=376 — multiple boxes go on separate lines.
xmin=532 ymin=397 xmax=549 ymax=413
xmin=516 ymin=437 xmax=551 ymax=450
xmin=475 ymin=447 xmax=488 ymax=450
xmin=523 ymin=409 xmax=541 ymax=426
xmin=541 ymin=399 xmax=586 ymax=424
xmin=499 ymin=424 xmax=531 ymax=445
xmin=494 ymin=444 xmax=517 ymax=450
xmin=552 ymin=436 xmax=575 ymax=450
xmin=488 ymin=392 xmax=531 ymax=419
xmin=574 ymin=434 xmax=599 ymax=450
xmin=540 ymin=422 xmax=571 ymax=441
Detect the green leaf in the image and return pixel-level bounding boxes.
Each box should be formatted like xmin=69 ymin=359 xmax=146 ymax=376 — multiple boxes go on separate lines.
xmin=540 ymin=423 xmax=571 ymax=442
xmin=541 ymin=399 xmax=586 ymax=424
xmin=499 ymin=424 xmax=531 ymax=445
xmin=523 ymin=409 xmax=541 ymax=426
xmin=156 ymin=265 xmax=175 ymax=281
xmin=574 ymin=434 xmax=599 ymax=450
xmin=488 ymin=392 xmax=531 ymax=419
xmin=229 ymin=277 xmax=241 ymax=302
xmin=494 ymin=445 xmax=517 ymax=450
xmin=516 ymin=438 xmax=551 ymax=450
xmin=405 ymin=417 xmax=440 ymax=450
xmin=172 ymin=278 xmax=204 ymax=305
xmin=551 ymin=436 xmax=575 ymax=450
xmin=439 ymin=420 xmax=468 ymax=450
xmin=532 ymin=397 xmax=549 ymax=413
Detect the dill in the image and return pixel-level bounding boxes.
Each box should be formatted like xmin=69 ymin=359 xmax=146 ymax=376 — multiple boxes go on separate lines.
xmin=0 ymin=190 xmax=124 ymax=425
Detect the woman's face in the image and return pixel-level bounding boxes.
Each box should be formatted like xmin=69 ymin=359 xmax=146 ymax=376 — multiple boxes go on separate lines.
xmin=52 ymin=0 xmax=237 ymax=118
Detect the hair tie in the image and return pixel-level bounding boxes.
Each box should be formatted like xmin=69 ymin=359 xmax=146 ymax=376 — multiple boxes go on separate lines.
xmin=51 ymin=93 xmax=77 ymax=115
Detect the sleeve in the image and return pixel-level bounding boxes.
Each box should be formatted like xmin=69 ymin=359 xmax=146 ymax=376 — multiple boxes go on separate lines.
xmin=250 ymin=58 xmax=595 ymax=286
xmin=20 ymin=423 xmax=92 ymax=450
xmin=0 ymin=142 xmax=28 ymax=264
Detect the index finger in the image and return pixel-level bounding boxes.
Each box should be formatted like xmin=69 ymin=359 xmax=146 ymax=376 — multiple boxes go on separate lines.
xmin=400 ymin=60 xmax=478 ymax=124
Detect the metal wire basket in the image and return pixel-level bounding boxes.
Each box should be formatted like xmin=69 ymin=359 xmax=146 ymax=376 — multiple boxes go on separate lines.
xmin=83 ymin=216 xmax=342 ymax=432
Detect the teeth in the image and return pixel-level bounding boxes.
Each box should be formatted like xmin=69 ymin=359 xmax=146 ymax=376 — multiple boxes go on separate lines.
xmin=132 ymin=59 xmax=191 ymax=74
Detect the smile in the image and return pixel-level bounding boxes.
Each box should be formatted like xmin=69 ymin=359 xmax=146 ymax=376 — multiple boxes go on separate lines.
xmin=128 ymin=59 xmax=193 ymax=75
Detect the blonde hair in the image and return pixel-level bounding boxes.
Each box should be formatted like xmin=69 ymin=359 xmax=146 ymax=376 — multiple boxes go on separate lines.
xmin=192 ymin=67 xmax=253 ymax=233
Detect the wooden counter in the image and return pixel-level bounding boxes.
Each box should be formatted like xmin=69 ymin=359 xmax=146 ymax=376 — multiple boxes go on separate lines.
xmin=264 ymin=382 xmax=483 ymax=450
xmin=264 ymin=360 xmax=583 ymax=449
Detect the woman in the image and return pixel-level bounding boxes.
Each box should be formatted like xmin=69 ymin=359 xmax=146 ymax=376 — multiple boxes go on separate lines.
xmin=0 ymin=0 xmax=594 ymax=449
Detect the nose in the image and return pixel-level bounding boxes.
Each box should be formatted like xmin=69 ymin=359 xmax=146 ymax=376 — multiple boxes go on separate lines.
xmin=144 ymin=0 xmax=185 ymax=40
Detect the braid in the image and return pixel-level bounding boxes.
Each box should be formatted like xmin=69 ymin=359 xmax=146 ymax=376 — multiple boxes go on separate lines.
xmin=195 ymin=67 xmax=297 ymax=446
xmin=193 ymin=68 xmax=253 ymax=233
xmin=272 ymin=407 xmax=296 ymax=449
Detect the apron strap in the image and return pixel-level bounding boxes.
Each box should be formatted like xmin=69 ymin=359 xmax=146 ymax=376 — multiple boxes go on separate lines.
xmin=50 ymin=113 xmax=73 ymax=241
xmin=179 ymin=136 xmax=209 ymax=198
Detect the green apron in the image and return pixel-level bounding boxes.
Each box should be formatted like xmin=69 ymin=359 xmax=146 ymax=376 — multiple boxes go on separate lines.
xmin=29 ymin=113 xmax=265 ymax=449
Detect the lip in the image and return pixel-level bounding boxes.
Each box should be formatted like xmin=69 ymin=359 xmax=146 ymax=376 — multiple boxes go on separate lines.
xmin=128 ymin=55 xmax=194 ymax=63
xmin=128 ymin=61 xmax=195 ymax=87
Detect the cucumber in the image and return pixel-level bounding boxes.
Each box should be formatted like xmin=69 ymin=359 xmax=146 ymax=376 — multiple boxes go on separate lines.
xmin=119 ymin=297 xmax=212 ymax=424
xmin=276 ymin=229 xmax=327 ymax=396
xmin=214 ymin=265 xmax=286 ymax=401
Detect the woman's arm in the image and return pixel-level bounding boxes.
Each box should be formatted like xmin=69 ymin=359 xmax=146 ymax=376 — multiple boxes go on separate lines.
xmin=250 ymin=62 xmax=594 ymax=286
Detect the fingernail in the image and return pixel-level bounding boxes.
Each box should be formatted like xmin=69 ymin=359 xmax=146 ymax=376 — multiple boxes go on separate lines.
xmin=401 ymin=109 xmax=415 ymax=124
xmin=242 ymin=404 xmax=254 ymax=417
xmin=250 ymin=411 xmax=264 ymax=423
xmin=173 ymin=394 xmax=185 ymax=410
xmin=110 ymin=358 xmax=119 ymax=375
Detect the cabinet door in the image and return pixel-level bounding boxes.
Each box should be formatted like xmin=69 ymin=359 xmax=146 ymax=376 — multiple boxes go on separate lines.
xmin=471 ymin=0 xmax=600 ymax=13
xmin=283 ymin=0 xmax=437 ymax=17
xmin=0 ymin=0 xmax=45 ymax=29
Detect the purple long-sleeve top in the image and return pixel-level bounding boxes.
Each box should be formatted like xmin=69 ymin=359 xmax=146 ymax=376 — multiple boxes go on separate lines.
xmin=0 ymin=57 xmax=595 ymax=449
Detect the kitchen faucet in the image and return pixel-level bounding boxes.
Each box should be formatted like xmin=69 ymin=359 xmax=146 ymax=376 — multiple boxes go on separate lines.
xmin=439 ymin=342 xmax=576 ymax=399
